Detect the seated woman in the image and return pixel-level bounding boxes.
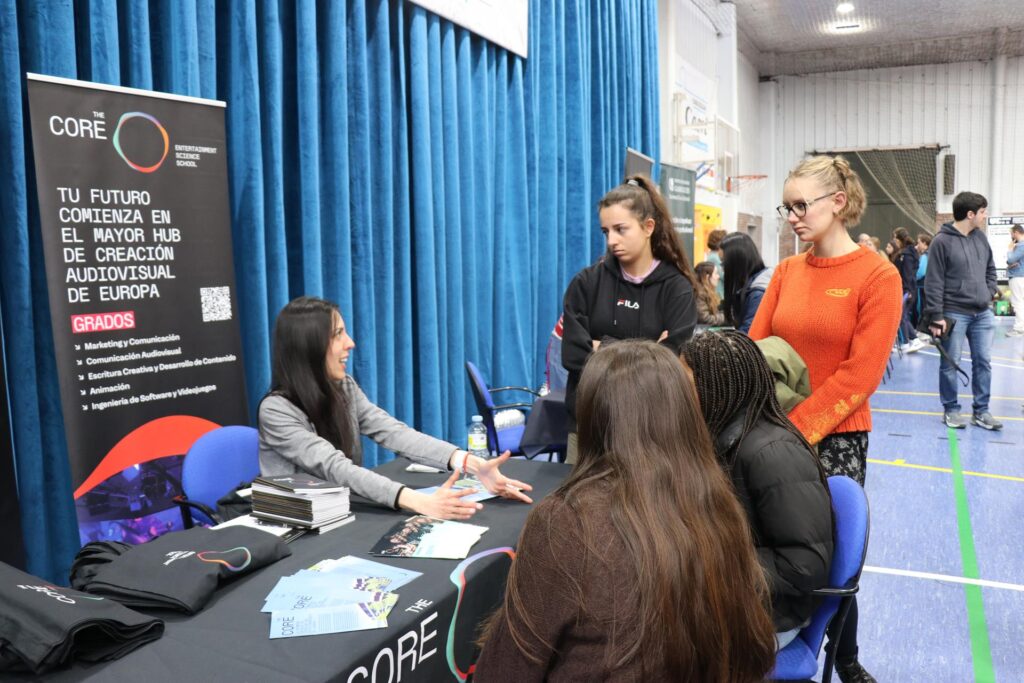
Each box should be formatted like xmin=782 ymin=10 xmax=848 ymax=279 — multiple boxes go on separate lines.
xmin=474 ymin=340 xmax=775 ymax=681
xmin=683 ymin=330 xmax=834 ymax=650
xmin=258 ymin=296 xmax=532 ymax=520
xmin=694 ymin=261 xmax=725 ymax=326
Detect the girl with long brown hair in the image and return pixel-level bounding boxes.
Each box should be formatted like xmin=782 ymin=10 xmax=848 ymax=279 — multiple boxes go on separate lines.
xmin=475 ymin=340 xmax=775 ymax=682
xmin=694 ymin=260 xmax=725 ymax=326
xmin=561 ymin=175 xmax=697 ymax=463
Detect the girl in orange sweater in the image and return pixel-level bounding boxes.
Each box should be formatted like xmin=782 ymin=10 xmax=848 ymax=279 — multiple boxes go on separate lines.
xmin=749 ymin=155 xmax=901 ymax=683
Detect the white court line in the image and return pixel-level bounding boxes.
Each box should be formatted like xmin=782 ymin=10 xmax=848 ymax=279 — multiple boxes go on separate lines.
xmin=863 ymin=565 xmax=1024 ymax=592
xmin=917 ymin=350 xmax=1024 ymax=371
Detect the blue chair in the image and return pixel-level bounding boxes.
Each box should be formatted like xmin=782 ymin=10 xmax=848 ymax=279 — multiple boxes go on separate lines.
xmin=172 ymin=425 xmax=261 ymax=528
xmin=465 ymin=361 xmax=539 ymax=457
xmin=771 ymin=476 xmax=870 ymax=682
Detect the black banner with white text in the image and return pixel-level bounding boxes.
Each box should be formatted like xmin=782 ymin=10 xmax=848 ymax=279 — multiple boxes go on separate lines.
xmin=27 ymin=75 xmax=248 ymax=546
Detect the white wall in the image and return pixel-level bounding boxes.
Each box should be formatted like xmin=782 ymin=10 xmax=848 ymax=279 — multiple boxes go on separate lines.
xmin=757 ymin=58 xmax=1024 ymax=262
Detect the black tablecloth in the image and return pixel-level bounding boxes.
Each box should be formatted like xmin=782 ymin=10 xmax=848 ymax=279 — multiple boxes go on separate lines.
xmin=22 ymin=458 xmax=569 ymax=682
xmin=519 ymin=390 xmax=568 ymax=459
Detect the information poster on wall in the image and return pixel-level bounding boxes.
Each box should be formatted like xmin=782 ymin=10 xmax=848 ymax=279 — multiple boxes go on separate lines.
xmin=27 ymin=74 xmax=248 ymax=545
xmin=987 ymin=216 xmax=1023 ymax=281
xmin=660 ymin=163 xmax=696 ymax=263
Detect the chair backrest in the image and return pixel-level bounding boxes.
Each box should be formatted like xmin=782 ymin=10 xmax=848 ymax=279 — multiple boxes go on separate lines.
xmin=181 ymin=425 xmax=261 ymax=509
xmin=799 ymin=475 xmax=870 ymax=652
xmin=465 ymin=361 xmax=499 ymax=451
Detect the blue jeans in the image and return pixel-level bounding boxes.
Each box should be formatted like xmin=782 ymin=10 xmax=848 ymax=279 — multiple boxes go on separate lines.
xmin=939 ymin=309 xmax=994 ymax=413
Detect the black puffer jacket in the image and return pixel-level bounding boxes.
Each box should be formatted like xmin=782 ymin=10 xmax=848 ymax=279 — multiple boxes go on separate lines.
xmin=715 ymin=409 xmax=835 ymax=632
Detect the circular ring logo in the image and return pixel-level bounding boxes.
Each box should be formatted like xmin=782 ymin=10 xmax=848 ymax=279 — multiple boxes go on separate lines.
xmin=112 ymin=112 xmax=169 ymax=173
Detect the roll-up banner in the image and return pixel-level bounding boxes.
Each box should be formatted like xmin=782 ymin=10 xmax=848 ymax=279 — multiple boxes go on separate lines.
xmin=987 ymin=216 xmax=1024 ymax=282
xmin=659 ymin=163 xmax=696 ymax=264
xmin=26 ymin=74 xmax=248 ymax=546
xmin=0 ymin=306 xmax=26 ymax=569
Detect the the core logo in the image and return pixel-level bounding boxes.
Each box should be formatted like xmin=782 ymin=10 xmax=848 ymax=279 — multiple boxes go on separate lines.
xmin=616 ymin=299 xmax=640 ymax=310
xmin=18 ymin=584 xmax=76 ymax=604
xmin=164 ymin=550 xmax=196 ymax=566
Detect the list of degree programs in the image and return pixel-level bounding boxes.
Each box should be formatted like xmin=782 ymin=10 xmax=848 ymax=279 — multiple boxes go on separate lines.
xmin=73 ymin=332 xmax=238 ymax=412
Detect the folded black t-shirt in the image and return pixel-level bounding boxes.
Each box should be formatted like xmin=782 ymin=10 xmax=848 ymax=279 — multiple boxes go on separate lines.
xmin=0 ymin=562 xmax=163 ymax=674
xmin=75 ymin=526 xmax=290 ymax=614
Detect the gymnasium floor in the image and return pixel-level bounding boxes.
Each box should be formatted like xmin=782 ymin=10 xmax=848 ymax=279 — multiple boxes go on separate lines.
xmin=846 ymin=316 xmax=1024 ymax=682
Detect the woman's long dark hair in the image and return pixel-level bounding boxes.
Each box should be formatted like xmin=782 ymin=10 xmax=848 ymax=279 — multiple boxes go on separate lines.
xmin=598 ymin=175 xmax=697 ymax=288
xmin=267 ymin=296 xmax=354 ymax=455
xmin=491 ymin=340 xmax=776 ymax=681
xmin=720 ymin=232 xmax=766 ymax=327
xmin=683 ymin=330 xmax=825 ymax=485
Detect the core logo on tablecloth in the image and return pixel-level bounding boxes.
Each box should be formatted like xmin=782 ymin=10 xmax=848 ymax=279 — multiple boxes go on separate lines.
xmin=446 ymin=547 xmax=516 ymax=681
xmin=113 ymin=112 xmax=169 ymax=173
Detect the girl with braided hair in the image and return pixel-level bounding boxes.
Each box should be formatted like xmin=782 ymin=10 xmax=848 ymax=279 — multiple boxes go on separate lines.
xmin=683 ymin=330 xmax=833 ymax=652
xmin=561 ymin=175 xmax=697 ymax=463
xmin=749 ymin=155 xmax=902 ymax=683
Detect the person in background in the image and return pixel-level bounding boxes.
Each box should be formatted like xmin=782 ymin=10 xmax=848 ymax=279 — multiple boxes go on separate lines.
xmin=870 ymin=236 xmax=883 ymax=255
xmin=544 ymin=315 xmax=568 ymax=392
xmin=258 ymin=297 xmax=532 ymax=520
xmin=923 ymin=192 xmax=1002 ymax=430
xmin=475 ymin=340 xmax=776 ymax=682
xmin=857 ymin=233 xmax=874 ymax=251
xmin=705 ymin=228 xmax=727 ymax=298
xmin=561 ymin=175 xmax=697 ymax=464
xmin=694 ymin=261 xmax=725 ymax=327
xmin=750 ymin=154 xmax=902 ymax=683
xmin=883 ymin=239 xmax=899 ymax=264
xmin=684 ymin=330 xmax=833 ymax=651
xmin=1006 ymin=224 xmax=1024 ymax=337
xmin=914 ymin=233 xmax=932 ymax=328
xmin=721 ymin=232 xmax=773 ymax=333
xmin=893 ymin=227 xmax=923 ymax=352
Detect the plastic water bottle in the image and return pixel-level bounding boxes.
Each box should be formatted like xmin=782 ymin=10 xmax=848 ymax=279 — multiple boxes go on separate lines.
xmin=468 ymin=415 xmax=489 ymax=460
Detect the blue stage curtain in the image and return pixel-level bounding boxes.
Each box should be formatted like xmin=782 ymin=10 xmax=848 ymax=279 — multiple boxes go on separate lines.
xmin=0 ymin=0 xmax=659 ymax=583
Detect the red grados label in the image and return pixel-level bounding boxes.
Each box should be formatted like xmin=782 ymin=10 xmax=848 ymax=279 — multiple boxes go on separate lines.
xmin=71 ymin=311 xmax=135 ymax=334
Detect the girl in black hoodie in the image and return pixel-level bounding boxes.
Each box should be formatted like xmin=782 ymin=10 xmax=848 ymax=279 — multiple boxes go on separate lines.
xmin=561 ymin=175 xmax=697 ymax=462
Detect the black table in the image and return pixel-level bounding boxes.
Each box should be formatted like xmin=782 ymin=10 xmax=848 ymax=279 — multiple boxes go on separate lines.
xmin=27 ymin=458 xmax=569 ymax=682
xmin=519 ymin=390 xmax=568 ymax=459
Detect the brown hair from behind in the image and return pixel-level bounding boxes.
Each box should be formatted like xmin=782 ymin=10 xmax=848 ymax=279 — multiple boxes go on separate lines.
xmin=598 ymin=175 xmax=697 ymax=287
xmin=488 ymin=340 xmax=776 ymax=681
xmin=787 ymin=155 xmax=867 ymax=227
xmin=705 ymin=228 xmax=728 ymax=251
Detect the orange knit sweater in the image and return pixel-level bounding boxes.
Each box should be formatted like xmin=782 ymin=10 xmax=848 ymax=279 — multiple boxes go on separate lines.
xmin=749 ymin=245 xmax=902 ymax=445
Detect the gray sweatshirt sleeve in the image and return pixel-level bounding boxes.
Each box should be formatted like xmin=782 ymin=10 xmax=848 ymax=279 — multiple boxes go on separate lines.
xmin=348 ymin=380 xmax=458 ymax=470
xmin=258 ymin=394 xmax=404 ymax=507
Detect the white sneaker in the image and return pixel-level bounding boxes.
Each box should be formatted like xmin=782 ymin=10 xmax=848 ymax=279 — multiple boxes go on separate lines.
xmin=905 ymin=338 xmax=926 ymax=353
xmin=1007 ymin=329 xmax=1024 ymax=337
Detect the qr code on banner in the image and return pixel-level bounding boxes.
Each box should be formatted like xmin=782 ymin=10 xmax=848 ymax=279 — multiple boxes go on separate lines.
xmin=200 ymin=286 xmax=232 ymax=322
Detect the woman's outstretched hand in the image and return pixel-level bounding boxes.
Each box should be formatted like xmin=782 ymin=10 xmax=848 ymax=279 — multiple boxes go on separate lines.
xmin=400 ymin=470 xmax=482 ymax=520
xmin=475 ymin=451 xmax=534 ymax=503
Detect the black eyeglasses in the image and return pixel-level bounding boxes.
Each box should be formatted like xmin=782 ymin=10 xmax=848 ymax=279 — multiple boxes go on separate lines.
xmin=776 ymin=192 xmax=838 ymax=219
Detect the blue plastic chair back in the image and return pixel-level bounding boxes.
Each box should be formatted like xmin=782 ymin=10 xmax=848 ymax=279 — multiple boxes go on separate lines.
xmin=465 ymin=361 xmax=499 ymax=448
xmin=771 ymin=475 xmax=868 ymax=681
xmin=798 ymin=476 xmax=869 ymax=652
xmin=181 ymin=425 xmax=261 ymax=510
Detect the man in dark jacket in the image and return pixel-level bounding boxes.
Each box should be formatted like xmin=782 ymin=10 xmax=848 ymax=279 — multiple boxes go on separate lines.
xmin=923 ymin=191 xmax=1002 ymax=430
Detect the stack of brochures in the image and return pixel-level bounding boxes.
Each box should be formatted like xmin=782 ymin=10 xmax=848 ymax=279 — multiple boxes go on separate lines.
xmin=370 ymin=515 xmax=488 ymax=560
xmin=251 ymin=474 xmax=353 ymax=533
xmin=263 ymin=556 xmax=422 ymax=638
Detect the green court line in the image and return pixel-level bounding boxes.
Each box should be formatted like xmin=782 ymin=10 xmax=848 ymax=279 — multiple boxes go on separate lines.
xmin=947 ymin=427 xmax=995 ymax=683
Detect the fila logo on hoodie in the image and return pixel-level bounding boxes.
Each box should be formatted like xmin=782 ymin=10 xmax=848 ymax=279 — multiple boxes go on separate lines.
xmin=616 ymin=299 xmax=639 ymax=310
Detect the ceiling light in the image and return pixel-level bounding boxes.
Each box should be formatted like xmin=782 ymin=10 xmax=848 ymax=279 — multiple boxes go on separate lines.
xmin=836 ymin=2 xmax=855 ymax=13
xmin=835 ymin=23 xmax=862 ymax=31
